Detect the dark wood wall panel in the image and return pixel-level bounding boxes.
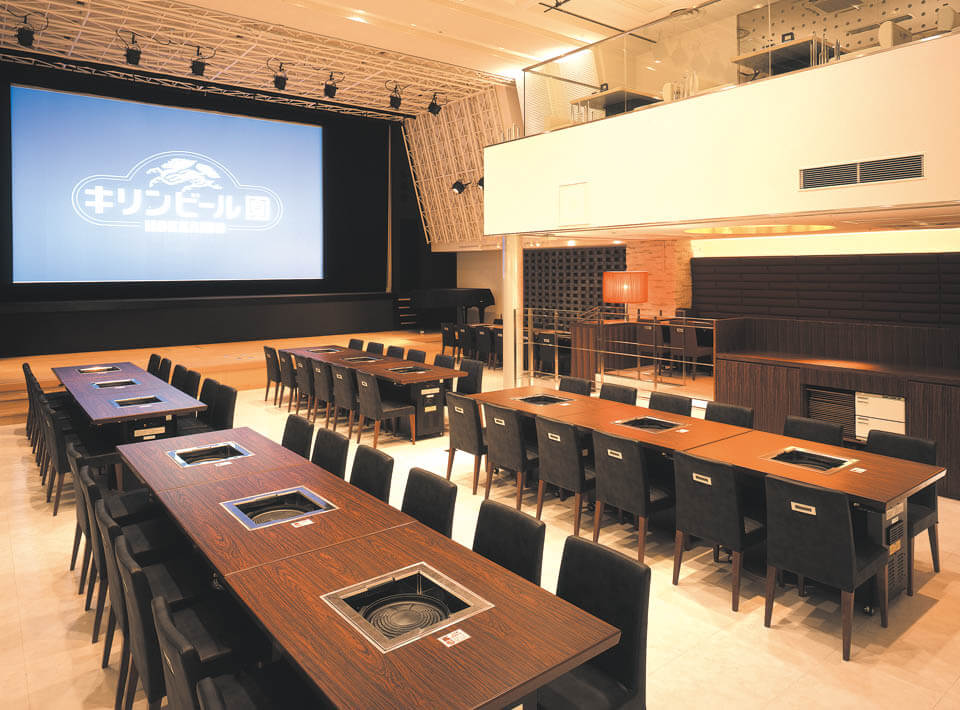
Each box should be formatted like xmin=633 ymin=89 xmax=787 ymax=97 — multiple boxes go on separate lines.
xmin=906 ymin=381 xmax=960 ymax=498
xmin=716 ymin=359 xmax=801 ymax=433
xmin=523 ymin=247 xmax=625 ymax=328
xmin=693 ymin=253 xmax=959 ymax=326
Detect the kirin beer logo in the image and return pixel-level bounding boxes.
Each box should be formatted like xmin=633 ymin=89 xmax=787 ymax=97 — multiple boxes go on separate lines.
xmin=71 ymin=151 xmax=283 ymax=234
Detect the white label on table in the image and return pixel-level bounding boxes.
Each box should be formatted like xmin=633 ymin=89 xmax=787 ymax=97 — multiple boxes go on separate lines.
xmin=438 ymin=629 xmax=470 ymax=647
xmin=850 ymin=467 xmax=867 ymax=473
xmin=675 ymin=428 xmax=689 ymax=433
xmin=291 ymin=519 xmax=314 ymax=528
xmin=214 ymin=461 xmax=233 ymax=467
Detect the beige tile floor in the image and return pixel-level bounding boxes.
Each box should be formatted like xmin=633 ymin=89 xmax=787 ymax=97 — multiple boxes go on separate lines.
xmin=4 ymin=369 xmax=960 ymax=709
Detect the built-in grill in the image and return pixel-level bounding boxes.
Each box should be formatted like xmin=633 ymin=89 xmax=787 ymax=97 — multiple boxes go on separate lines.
xmin=769 ymin=447 xmax=854 ymax=473
xmin=113 ymin=395 xmax=163 ymax=407
xmin=307 ymin=347 xmax=341 ymax=353
xmin=344 ymin=356 xmax=381 ymax=363
xmin=93 ymin=379 xmax=138 ymax=388
xmin=616 ymin=416 xmax=678 ymax=432
xmin=167 ymin=442 xmax=253 ymax=467
xmin=387 ymin=366 xmax=429 ymax=374
xmin=514 ymin=394 xmax=572 ymax=406
xmin=221 ymin=486 xmax=336 ymax=530
xmin=323 ymin=563 xmax=492 ymax=653
xmin=77 ymin=365 xmax=120 ymax=374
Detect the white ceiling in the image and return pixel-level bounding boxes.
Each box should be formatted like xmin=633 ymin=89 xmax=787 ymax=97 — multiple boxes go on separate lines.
xmin=184 ymin=0 xmax=688 ymax=79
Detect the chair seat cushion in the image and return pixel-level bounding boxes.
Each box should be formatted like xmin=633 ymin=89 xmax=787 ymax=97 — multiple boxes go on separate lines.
xmin=743 ymin=516 xmax=764 ymax=537
xmin=538 ymin=662 xmax=638 ymax=710
xmin=380 ymin=400 xmax=415 ymax=417
xmin=143 ymin=557 xmax=211 ymax=609
xmin=853 ymin=539 xmax=890 ymax=587
xmin=171 ymin=597 xmax=270 ymax=672
xmin=908 ymin=502 xmax=937 ymax=538
xmin=104 ymin=488 xmax=158 ymax=525
xmin=121 ymin=517 xmax=187 ymax=565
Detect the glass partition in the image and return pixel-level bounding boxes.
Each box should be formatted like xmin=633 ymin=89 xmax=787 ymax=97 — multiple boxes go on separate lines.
xmin=523 ymin=0 xmax=957 ymax=136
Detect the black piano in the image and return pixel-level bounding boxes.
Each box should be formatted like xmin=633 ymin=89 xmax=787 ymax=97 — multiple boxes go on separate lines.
xmin=401 ymin=288 xmax=495 ymax=328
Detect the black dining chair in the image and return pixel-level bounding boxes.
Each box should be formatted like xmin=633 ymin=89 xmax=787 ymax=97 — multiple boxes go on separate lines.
xmin=434 ymin=353 xmax=455 ymax=369
xmin=705 ymin=401 xmax=754 ymax=428
xmin=592 ymin=431 xmax=675 ymax=563
xmin=310 ymin=361 xmax=335 ymax=427
xmin=455 ymin=324 xmax=475 ymax=362
xmin=456 ymin=358 xmax=484 ymax=395
xmin=407 ymin=349 xmax=427 ymax=363
xmin=293 ymin=357 xmax=314 ymax=416
xmin=181 ymin=370 xmax=202 ymax=399
xmin=385 ymin=345 xmax=404 ymax=359
xmin=196 ymin=663 xmax=316 ymax=710
xmin=534 ymin=332 xmax=557 ymax=375
xmin=672 ymin=452 xmax=765 ymax=612
xmin=348 ymin=338 xmax=364 ymax=351
xmin=475 ymin=327 xmax=493 ymax=366
xmin=280 ymin=414 xmax=314 ymax=458
xmin=648 ymin=391 xmax=692 ymax=417
xmin=472 ymin=499 xmax=545 ymax=585
xmin=170 ymin=365 xmax=188 ymax=392
xmin=764 ymin=476 xmax=889 ymax=660
xmin=262 ymin=347 xmax=281 ymax=404
xmin=366 ymin=341 xmax=384 ymax=355
xmin=277 ymin=351 xmax=297 ymax=411
xmin=535 ymin=417 xmax=595 ymax=536
xmin=559 ymin=376 xmax=591 ymax=396
xmin=349 ymin=445 xmax=394 ymax=503
xmin=310 ymin=428 xmax=350 ymax=479
xmin=401 ymin=468 xmax=458 ymax=537
xmin=784 ymin=415 xmax=843 ymax=446
xmin=211 ymin=385 xmax=237 ymax=431
xmin=538 ymin=536 xmax=650 ymax=710
xmin=440 ymin=323 xmax=457 ymax=356
xmin=156 ymin=358 xmax=172 ymax=383
xmin=355 ymin=370 xmax=416 ymax=447
xmin=670 ymin=324 xmax=712 ymax=379
xmin=866 ymin=430 xmax=938 ymax=596
xmin=599 ymin=382 xmax=637 ymax=405
xmin=483 ymin=403 xmax=539 ymax=510
xmin=445 ymin=392 xmax=487 ymax=495
xmin=67 ymin=447 xmax=94 ymax=592
xmin=147 ymin=354 xmax=162 ymax=377
xmin=330 ymin=365 xmax=359 ymax=439
xmin=175 ymin=378 xmax=218 ymax=436
xmin=494 ymin=331 xmax=504 ymax=368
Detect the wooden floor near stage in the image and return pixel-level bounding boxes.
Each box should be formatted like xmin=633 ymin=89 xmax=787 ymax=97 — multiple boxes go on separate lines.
xmin=1 ymin=330 xmax=446 ymax=425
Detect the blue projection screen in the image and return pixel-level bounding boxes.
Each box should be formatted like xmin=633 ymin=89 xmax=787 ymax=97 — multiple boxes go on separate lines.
xmin=10 ymin=86 xmax=324 ymax=282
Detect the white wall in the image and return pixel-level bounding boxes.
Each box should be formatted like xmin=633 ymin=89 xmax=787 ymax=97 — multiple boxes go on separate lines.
xmin=691 ymin=228 xmax=960 ymax=257
xmin=484 ymin=32 xmax=960 ymax=235
xmin=457 ymin=250 xmax=503 ymax=322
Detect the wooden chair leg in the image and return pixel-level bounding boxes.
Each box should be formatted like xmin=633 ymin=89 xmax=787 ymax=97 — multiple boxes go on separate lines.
xmin=484 ymin=462 xmax=494 ymax=500
xmin=123 ymin=659 xmax=139 ymax=710
xmin=907 ymin=534 xmax=915 ymax=596
xmin=593 ymin=500 xmax=605 ymax=543
xmin=70 ymin=523 xmax=82 ymax=570
xmin=732 ymin=550 xmax=743 ymax=612
xmin=92 ymin=578 xmax=108 ymax=642
xmin=879 ymin=562 xmax=889 ymax=628
xmin=445 ymin=448 xmax=455 ymax=480
xmin=356 ymin=415 xmax=365 ymax=444
xmin=764 ymin=565 xmax=777 ymax=627
xmin=637 ymin=515 xmax=648 ymax=563
xmin=373 ymin=420 xmax=381 ymax=449
xmin=672 ymin=530 xmax=685 ymax=585
xmin=573 ymin=492 xmax=583 ymax=536
xmin=929 ymin=523 xmax=941 ymax=573
xmin=409 ymin=414 xmax=416 ymax=444
xmin=798 ymin=574 xmax=807 ymax=597
xmin=535 ymin=480 xmax=546 ymax=520
xmin=347 ymin=410 xmax=354 ymax=440
xmin=85 ymin=567 xmax=98 ymax=610
xmin=472 ymin=454 xmax=481 ymax=495
xmin=115 ymin=635 xmax=130 ymax=710
xmin=277 ymin=384 xmax=284 ymax=408
xmin=264 ymin=379 xmax=271 ymax=401
xmin=102 ymin=608 xmax=116 ymax=668
xmin=713 ymin=544 xmax=721 ymax=563
xmin=515 ymin=470 xmax=525 ymax=511
xmin=287 ymin=386 xmax=295 ymax=412
xmin=78 ymin=539 xmax=91 ymax=594
xmin=273 ymin=382 xmax=279 ymax=405
xmin=841 ymin=589 xmax=854 ymax=661
xmin=53 ymin=470 xmax=67 ymax=516
xmin=331 ymin=406 xmax=338 ymax=432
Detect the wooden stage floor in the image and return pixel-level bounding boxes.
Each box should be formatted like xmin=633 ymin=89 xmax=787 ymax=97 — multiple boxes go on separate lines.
xmin=1 ymin=330 xmax=445 ymax=425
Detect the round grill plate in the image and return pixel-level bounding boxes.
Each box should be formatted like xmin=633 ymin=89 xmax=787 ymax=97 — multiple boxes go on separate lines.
xmin=361 ymin=594 xmax=450 ymax=639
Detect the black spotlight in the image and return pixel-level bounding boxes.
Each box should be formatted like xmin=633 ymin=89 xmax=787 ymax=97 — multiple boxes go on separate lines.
xmin=477 ymin=177 xmax=484 ymax=190
xmin=16 ymin=25 xmax=34 ymax=48
xmin=274 ymin=63 xmax=287 ymax=90
xmin=428 ymin=92 xmax=442 ymax=115
xmin=389 ymin=87 xmax=402 ymax=109
xmin=125 ymin=42 xmax=141 ymax=66
xmin=323 ymin=72 xmax=338 ymax=98
xmin=451 ymin=180 xmax=468 ymax=194
xmin=190 ymin=47 xmax=205 ymax=76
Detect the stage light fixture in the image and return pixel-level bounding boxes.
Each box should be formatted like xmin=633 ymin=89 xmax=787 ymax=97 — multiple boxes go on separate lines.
xmin=451 ymin=180 xmax=469 ymax=194
xmin=16 ymin=25 xmax=34 ymax=47
xmin=323 ymin=71 xmax=343 ymax=98
xmin=477 ymin=177 xmax=484 ymax=190
xmin=274 ymin=63 xmax=287 ymax=90
xmin=125 ymin=41 xmax=141 ymax=65
xmin=386 ymin=81 xmax=402 ymax=109
xmin=428 ymin=92 xmax=443 ymax=115
xmin=190 ymin=47 xmax=206 ymax=76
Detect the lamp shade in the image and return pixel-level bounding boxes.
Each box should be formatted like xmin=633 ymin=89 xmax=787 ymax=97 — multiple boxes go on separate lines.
xmin=603 ymin=270 xmax=649 ymax=304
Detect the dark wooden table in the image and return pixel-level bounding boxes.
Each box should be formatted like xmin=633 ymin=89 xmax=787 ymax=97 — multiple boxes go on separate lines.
xmin=282 ymin=345 xmax=465 ymax=439
xmin=228 ymin=522 xmax=620 ymax=709
xmin=117 ymin=427 xmax=308 ymax=492
xmin=53 ymin=361 xmax=205 ymax=441
xmin=120 ymin=428 xmax=621 ymax=708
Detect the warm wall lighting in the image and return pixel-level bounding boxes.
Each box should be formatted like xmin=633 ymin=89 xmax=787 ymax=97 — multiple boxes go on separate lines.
xmin=566 ymin=239 xmax=576 ymax=246
xmin=685 ymin=224 xmax=835 ymax=236
xmin=603 ymin=271 xmax=649 ymax=305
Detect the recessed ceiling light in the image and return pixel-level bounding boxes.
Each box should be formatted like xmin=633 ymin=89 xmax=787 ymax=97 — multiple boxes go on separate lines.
xmin=566 ymin=240 xmax=576 ymax=246
xmin=613 ymin=240 xmax=624 ymax=244
xmin=645 ymin=66 xmax=656 ymax=71
xmin=684 ymin=224 xmax=835 ymax=236
xmin=347 ymin=15 xmax=367 ymax=23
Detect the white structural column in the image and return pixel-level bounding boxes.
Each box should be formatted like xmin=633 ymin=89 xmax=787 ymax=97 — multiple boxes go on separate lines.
xmin=501 ymin=234 xmax=523 ymax=387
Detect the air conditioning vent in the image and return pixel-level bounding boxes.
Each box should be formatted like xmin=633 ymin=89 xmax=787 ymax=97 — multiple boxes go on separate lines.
xmin=858 ymin=154 xmax=924 ymax=183
xmin=800 ymin=154 xmax=924 ymax=190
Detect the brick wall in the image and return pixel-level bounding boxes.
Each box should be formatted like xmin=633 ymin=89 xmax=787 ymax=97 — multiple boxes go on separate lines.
xmin=625 ymin=238 xmax=692 ymax=317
